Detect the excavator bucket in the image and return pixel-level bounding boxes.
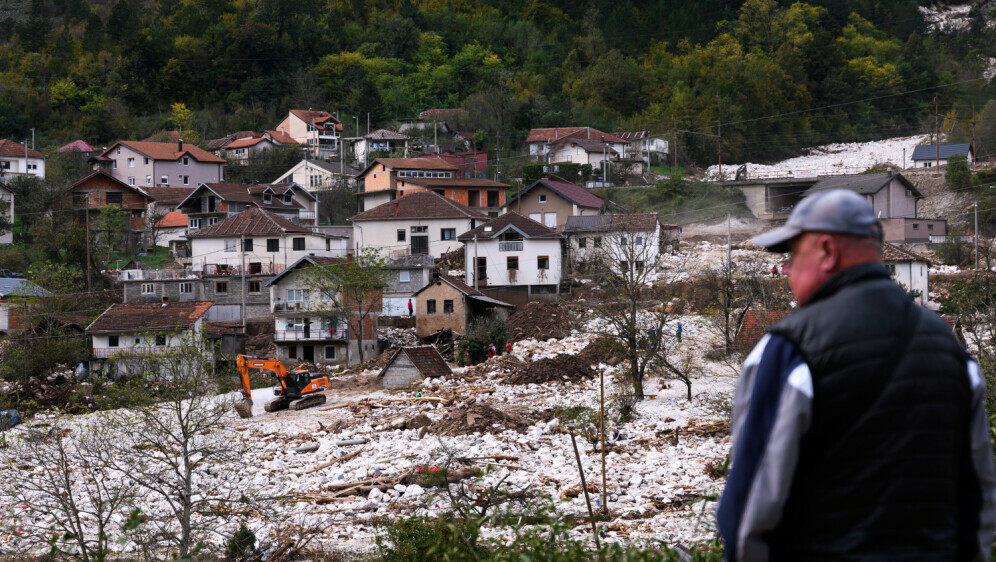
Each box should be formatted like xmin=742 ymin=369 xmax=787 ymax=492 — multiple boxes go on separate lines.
xmin=233 ymin=398 xmax=254 ymax=419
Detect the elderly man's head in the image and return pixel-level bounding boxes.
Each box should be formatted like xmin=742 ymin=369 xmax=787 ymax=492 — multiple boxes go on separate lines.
xmin=753 ymin=189 xmax=882 ymax=304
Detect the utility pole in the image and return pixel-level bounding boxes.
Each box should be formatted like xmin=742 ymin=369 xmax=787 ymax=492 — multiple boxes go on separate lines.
xmin=241 ymin=233 xmax=247 ymax=326
xmin=367 ymin=112 xmax=370 ymax=135
xmin=473 ymin=234 xmax=479 ymax=290
xmin=602 ymin=138 xmax=607 ymax=187
xmin=673 ymin=114 xmax=678 ymax=176
xmin=30 ymin=128 xmax=34 ymax=150
xmin=434 ymin=120 xmax=438 ymax=154
xmin=975 ymin=200 xmax=979 ymax=271
xmin=972 ymin=103 xmax=976 ymax=155
xmin=85 ymin=193 xmax=91 ymax=292
xmin=727 ymin=213 xmax=732 ymax=280
xmin=717 ymin=117 xmax=722 ymax=180
xmin=354 ymin=116 xmax=359 ymax=137
xmin=935 ymin=96 xmax=940 ymax=169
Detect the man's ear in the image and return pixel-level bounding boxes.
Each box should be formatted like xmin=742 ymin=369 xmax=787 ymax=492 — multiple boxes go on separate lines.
xmin=819 ymin=234 xmax=840 ymax=272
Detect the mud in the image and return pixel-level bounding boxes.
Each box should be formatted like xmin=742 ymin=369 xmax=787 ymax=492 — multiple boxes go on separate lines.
xmin=505 ymin=301 xmax=575 ymax=342
xmin=506 ymin=353 xmax=596 ymax=385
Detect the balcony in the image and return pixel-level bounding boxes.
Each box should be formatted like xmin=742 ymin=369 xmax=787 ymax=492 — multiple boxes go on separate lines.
xmin=91 ymin=347 xmax=120 ymax=358
xmin=318 ymin=132 xmax=338 ymax=139
xmin=118 ymin=269 xmax=196 ymax=281
xmin=499 ymin=241 xmax=523 ymax=252
xmin=275 ymin=328 xmax=347 ymax=341
xmin=273 ymin=301 xmax=313 ymax=313
xmin=298 ymin=211 xmax=316 ymax=220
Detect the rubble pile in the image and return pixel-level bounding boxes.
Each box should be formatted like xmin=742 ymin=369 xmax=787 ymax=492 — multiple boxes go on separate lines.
xmin=429 ymin=403 xmax=534 ymax=435
xmin=505 ymin=301 xmax=576 ymax=341
xmin=379 ymin=328 xmax=422 ymax=349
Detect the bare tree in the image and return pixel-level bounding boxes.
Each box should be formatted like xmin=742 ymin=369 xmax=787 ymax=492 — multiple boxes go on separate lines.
xmin=145 ymin=204 xmax=172 ymax=253
xmin=0 ymin=420 xmax=136 ymax=561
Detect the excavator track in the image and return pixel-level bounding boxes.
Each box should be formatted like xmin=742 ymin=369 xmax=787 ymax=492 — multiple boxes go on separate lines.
xmin=264 ymin=397 xmax=292 ymax=412
xmin=290 ymin=394 xmax=327 ymax=411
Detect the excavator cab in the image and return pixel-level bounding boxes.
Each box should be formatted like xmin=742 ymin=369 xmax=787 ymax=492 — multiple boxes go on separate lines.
xmin=233 ymin=355 xmax=330 ymax=418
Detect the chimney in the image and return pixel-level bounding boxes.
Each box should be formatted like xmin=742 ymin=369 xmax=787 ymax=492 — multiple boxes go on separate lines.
xmin=178 ymin=139 xmax=183 ymax=152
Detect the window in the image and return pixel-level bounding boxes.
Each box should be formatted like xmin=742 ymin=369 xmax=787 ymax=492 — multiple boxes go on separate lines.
xmin=411 ymin=226 xmax=428 ymax=233
xmin=113 ymin=160 xmax=117 ymax=169
xmin=182 ymin=157 xmax=189 ymax=166
xmin=426 ymin=299 xmax=437 ymax=314
xmin=106 ymin=192 xmax=122 ymax=205
xmin=155 ymin=334 xmax=166 ymax=346
xmin=141 ymin=283 xmax=155 ymax=294
xmin=264 ymin=194 xmax=272 ymax=204
xmin=267 ymin=239 xmax=279 ymax=252
xmin=144 ymin=157 xmax=149 ymax=165
xmin=289 ymin=346 xmax=297 ymax=359
xmin=636 ymin=236 xmax=644 ymax=246
xmin=182 ymin=176 xmax=189 ymax=185
xmin=397 ymin=229 xmax=406 ymax=242
xmin=292 ymin=237 xmax=305 ymax=251
xmin=912 ymin=223 xmax=919 ymax=230
xmin=108 ymin=335 xmax=119 ymax=347
xmin=127 ymin=177 xmax=135 ymax=186
xmin=928 ymin=224 xmax=934 ymax=230
xmin=544 ymin=213 xmax=556 ymax=228
xmin=539 ymin=195 xmax=547 ymax=203
xmin=208 ymin=217 xmax=219 ymax=225
xmin=189 ymin=218 xmax=201 ymax=228
xmin=507 ymin=256 xmax=519 ymax=270
xmin=443 ymin=299 xmax=454 ymax=314
xmin=594 ymin=237 xmax=602 ymax=248
xmin=324 ymin=346 xmax=336 ymax=360
xmin=161 ymin=175 xmax=168 ymax=184
xmin=248 ymin=281 xmax=261 ymax=293
xmin=216 ymin=281 xmax=228 ymax=294
xmin=321 ymin=289 xmax=335 ymax=301
xmin=578 ymin=237 xmax=587 ymax=249
xmin=399 ymin=271 xmax=410 ymax=283
xmin=537 ymin=256 xmax=549 ymax=269
xmin=179 ymin=282 xmax=193 ymax=294
xmin=127 ymin=157 xmax=135 ymax=167
xmin=619 ymin=236 xmax=628 ymax=244
xmin=529 ymin=212 xmax=542 ymax=223
xmin=284 ymin=194 xmax=292 ymax=205
xmin=620 ymin=261 xmax=628 ymax=271
xmin=243 ymin=238 xmax=253 ymax=252
xmin=224 ymin=239 xmax=237 ymax=252
xmin=286 ymin=289 xmax=308 ymax=302
xmin=636 ymin=261 xmax=645 ymax=270
xmin=146 ymin=175 xmax=152 ymax=185
xmin=441 ymin=228 xmax=456 ymax=240
xmin=886 ymin=264 xmax=896 ymax=275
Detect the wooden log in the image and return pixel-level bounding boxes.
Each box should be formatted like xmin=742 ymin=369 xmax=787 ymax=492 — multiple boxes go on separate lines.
xmin=304 ymin=449 xmax=364 ymax=474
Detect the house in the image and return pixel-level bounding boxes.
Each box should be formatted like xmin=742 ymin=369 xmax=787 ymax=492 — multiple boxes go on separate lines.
xmin=353 ymin=129 xmax=410 ymax=166
xmin=274 ymin=109 xmax=343 ymax=158
xmin=274 ymin=159 xmax=361 ymax=190
xmin=152 ymin=211 xmax=190 ymax=255
xmin=563 ymin=213 xmax=663 ymax=274
xmin=911 ymin=143 xmax=974 ymax=168
xmin=67 ymin=171 xmax=151 ymax=252
xmin=378 ymin=345 xmax=451 ymax=389
xmin=205 ymin=131 xmax=260 ymax=153
xmin=547 ymin=136 xmax=623 ymax=167
xmin=354 ymin=157 xmax=458 ymax=211
xmin=219 ymin=136 xmax=280 ymax=164
xmin=0 ymin=139 xmax=45 ymax=180
xmin=144 ymin=187 xmax=195 ymax=215
xmin=186 ymin=205 xmax=348 ymax=275
xmin=882 ymin=242 xmax=930 ymax=305
xmin=90 ymin=140 xmax=225 ymax=188
xmin=264 ymin=256 xmax=380 ymax=366
xmin=611 ymin=131 xmax=669 ymax=162
xmin=382 ymin=254 xmax=435 ymax=316
xmin=803 ymin=172 xmax=946 ymax=243
xmin=525 ymin=127 xmax=628 ymax=158
xmin=416 ymin=150 xmax=488 ymax=175
xmin=85 ymin=301 xmax=214 ymax=377
xmin=177 ymin=182 xmax=318 ymax=229
xmin=413 ymin=275 xmax=514 ymax=338
xmin=57 ymin=140 xmax=98 ymax=158
xmin=394 ymin=176 xmax=508 ymax=217
xmin=504 ymin=176 xmax=604 ymax=229
xmin=264 ymin=129 xmax=299 ymax=146
xmin=734 ymin=310 xmax=791 ymax=352
xmin=0 ymin=278 xmax=50 ymax=333
xmin=458 ymin=212 xmax=564 ymax=304
xmin=350 ymin=191 xmax=487 ymax=259
xmin=0 ymin=181 xmax=12 ymax=245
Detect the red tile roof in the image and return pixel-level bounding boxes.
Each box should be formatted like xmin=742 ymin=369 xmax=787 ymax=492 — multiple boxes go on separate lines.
xmin=143 ymin=187 xmax=196 ymax=205
xmin=87 ymin=301 xmax=214 ymax=333
xmin=384 ymin=346 xmax=452 ymax=378
xmin=509 ymin=177 xmax=604 ymax=210
xmin=458 ymin=211 xmax=562 ymax=240
xmin=57 ymin=140 xmax=98 ymax=153
xmin=102 ymin=141 xmax=226 ymax=163
xmin=735 ymin=310 xmax=791 ymax=351
xmin=224 ymin=137 xmax=268 ymax=149
xmin=882 ymin=242 xmax=931 ymax=265
xmin=156 ymin=211 xmax=188 ymax=228
xmin=290 ymin=110 xmax=343 ymax=132
xmin=69 ymin=170 xmax=152 ymax=198
xmin=264 ymin=129 xmax=297 ymax=144
xmin=0 ymin=139 xmax=45 ymax=158
xmin=351 ymin=191 xmax=487 ymax=221
xmin=525 ymin=127 xmax=627 ymax=145
xmin=187 ymin=205 xmax=312 ymax=237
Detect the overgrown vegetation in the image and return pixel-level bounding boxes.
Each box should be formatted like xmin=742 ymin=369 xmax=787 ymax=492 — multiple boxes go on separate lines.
xmin=455 ymin=314 xmax=508 ymax=366
xmin=597 ymin=182 xmax=749 ymax=225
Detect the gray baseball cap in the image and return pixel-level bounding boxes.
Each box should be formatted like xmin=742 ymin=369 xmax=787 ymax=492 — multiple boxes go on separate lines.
xmin=752 ymin=189 xmax=882 ymax=253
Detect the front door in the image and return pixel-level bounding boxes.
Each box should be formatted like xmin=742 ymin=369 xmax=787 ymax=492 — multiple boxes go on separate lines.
xmin=476 ymin=257 xmax=487 ymax=286
xmin=303 ymin=345 xmax=314 ymax=362
xmin=411 ymin=235 xmax=429 ymax=254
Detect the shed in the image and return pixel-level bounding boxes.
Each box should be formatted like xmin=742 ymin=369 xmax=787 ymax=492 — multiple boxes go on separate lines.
xmin=378 ymin=345 xmax=451 ymax=389
xmin=734 ymin=309 xmax=791 ymax=352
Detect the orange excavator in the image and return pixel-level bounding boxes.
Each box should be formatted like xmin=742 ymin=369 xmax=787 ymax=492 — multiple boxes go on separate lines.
xmin=233 ymin=354 xmax=330 ymax=418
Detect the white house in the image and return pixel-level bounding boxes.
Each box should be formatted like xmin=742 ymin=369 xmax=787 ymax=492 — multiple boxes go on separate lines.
xmin=0 ymin=181 xmax=13 ymax=245
xmin=611 ymin=131 xmax=669 ymax=161
xmin=458 ymin=212 xmax=564 ymax=300
xmin=274 ymin=109 xmax=342 ymax=159
xmin=524 ymin=127 xmax=628 ymax=158
xmin=0 ymin=139 xmax=46 ymax=180
xmin=350 ymin=191 xmax=487 ymax=259
xmin=563 ymin=213 xmax=662 ymax=274
xmin=219 ymin=136 xmax=279 ymax=164
xmin=186 ymin=205 xmax=348 ymax=275
xmin=264 ymin=256 xmax=379 ymax=366
xmin=85 ymin=301 xmax=214 ymax=377
xmin=882 ymin=242 xmax=930 ymax=306
xmin=546 ymin=137 xmax=622 ymax=167
xmin=910 ymin=142 xmax=974 ymax=168
xmin=274 ymin=158 xmax=361 ymax=190
xmin=352 ymin=129 xmax=411 ymax=167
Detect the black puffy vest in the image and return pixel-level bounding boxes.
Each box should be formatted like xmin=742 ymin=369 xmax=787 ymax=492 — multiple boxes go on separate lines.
xmin=767 ymin=263 xmax=974 ymax=560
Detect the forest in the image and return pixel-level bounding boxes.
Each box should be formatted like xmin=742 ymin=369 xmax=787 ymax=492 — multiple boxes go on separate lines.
xmin=0 ymin=0 xmax=994 ymax=166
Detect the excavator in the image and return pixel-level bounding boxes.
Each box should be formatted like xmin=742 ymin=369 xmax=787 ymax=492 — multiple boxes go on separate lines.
xmin=233 ymin=354 xmax=330 ymax=418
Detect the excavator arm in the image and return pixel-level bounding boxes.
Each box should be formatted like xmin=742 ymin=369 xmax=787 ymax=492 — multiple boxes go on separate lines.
xmin=234 ymin=354 xmax=291 ymax=418
xmin=233 ymin=354 xmax=328 ymax=418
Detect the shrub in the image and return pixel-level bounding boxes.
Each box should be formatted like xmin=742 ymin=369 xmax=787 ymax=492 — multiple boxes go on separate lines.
xmin=226 ymin=522 xmax=257 ymax=560
xmin=945 ymin=153 xmax=971 ymax=190
xmin=456 ymin=314 xmax=507 ymax=366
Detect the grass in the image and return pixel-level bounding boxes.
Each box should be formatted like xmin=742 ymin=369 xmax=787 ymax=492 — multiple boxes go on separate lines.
xmin=107 ymin=247 xmax=175 ymax=270
xmin=650 ymin=165 xmax=687 ymax=178
xmin=594 ymin=183 xmax=750 ymax=224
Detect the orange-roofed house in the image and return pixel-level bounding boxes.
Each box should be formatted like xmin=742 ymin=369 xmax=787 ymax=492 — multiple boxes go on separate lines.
xmin=218 ymin=136 xmax=280 ymax=164
xmin=153 ymin=211 xmax=190 ymax=251
xmin=91 ymin=140 xmax=225 ymax=188
xmin=0 ymin=139 xmax=46 ymax=180
xmin=355 ymin=157 xmax=509 ymax=215
xmin=274 ymin=109 xmax=343 ymax=159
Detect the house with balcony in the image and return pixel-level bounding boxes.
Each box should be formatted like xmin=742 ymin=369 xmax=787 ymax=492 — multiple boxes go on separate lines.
xmin=274 ymin=159 xmax=361 ymax=190
xmin=350 ymin=191 xmax=487 ymax=259
xmin=178 ymin=182 xmax=318 ymax=229
xmin=186 ymin=205 xmax=348 ymax=275
xmin=0 ymin=139 xmax=46 ymax=180
xmin=354 ymin=157 xmax=460 ymax=211
xmin=219 ymin=136 xmax=280 ymax=164
xmin=67 ymin=170 xmax=152 ymax=253
xmin=504 ymin=176 xmax=604 ymax=230
xmin=353 ymin=129 xmax=411 ymax=166
xmin=525 ymin=127 xmax=628 ymax=158
xmin=264 ymin=256 xmax=380 ymax=365
xmin=274 ymin=109 xmax=342 ymax=159
xmin=457 ymin=212 xmax=564 ymax=305
xmin=611 ymin=131 xmax=669 ymax=162
xmin=90 ymin=140 xmax=225 ymax=188
xmin=394 ymin=176 xmax=508 ymax=217
xmin=85 ymin=301 xmax=214 ymax=377
xmin=563 ymin=213 xmax=663 ymax=275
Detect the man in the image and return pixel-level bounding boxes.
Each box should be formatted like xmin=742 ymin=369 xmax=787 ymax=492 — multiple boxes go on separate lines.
xmin=407 ymin=298 xmax=413 ymax=317
xmin=717 ymin=189 xmax=996 ymax=560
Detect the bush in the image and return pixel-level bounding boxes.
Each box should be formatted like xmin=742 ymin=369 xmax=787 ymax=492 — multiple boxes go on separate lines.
xmin=226 ymin=522 xmax=257 ymax=560
xmin=945 ymin=154 xmax=971 ymax=190
xmin=455 ymin=314 xmax=507 ymax=366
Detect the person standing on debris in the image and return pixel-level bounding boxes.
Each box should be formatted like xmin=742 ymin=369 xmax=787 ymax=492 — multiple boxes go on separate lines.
xmin=407 ymin=298 xmax=413 ymax=317
xmin=717 ymin=189 xmax=996 ymax=560
xmin=675 ymin=322 xmax=682 ymax=343
xmin=486 ymin=343 xmax=496 ymax=360
xmin=505 ymin=341 xmax=513 ymax=354
xmin=770 ymin=264 xmax=778 ymax=277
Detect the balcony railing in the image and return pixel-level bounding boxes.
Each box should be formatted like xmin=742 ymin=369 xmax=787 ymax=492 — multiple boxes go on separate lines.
xmin=499 ymin=241 xmax=523 ymax=252
xmin=274 ymin=328 xmax=347 ymax=341
xmin=273 ymin=301 xmax=312 ymax=312
xmin=118 ymin=269 xmax=196 ymax=281
xmin=298 ymin=211 xmax=316 ymax=220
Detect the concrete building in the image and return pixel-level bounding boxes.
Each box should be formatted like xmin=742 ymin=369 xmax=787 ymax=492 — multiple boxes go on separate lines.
xmin=0 ymin=278 xmax=49 ymax=333
xmin=563 ymin=213 xmax=663 ymax=274
xmin=413 ymin=275 xmax=514 ymax=338
xmin=91 ymin=140 xmax=225 ymax=188
xmin=0 ymin=181 xmax=13 ymax=245
xmin=382 ymin=254 xmax=435 ymax=317
xmin=503 ymin=176 xmax=604 ymax=230
xmin=118 ymin=267 xmax=274 ymax=323
xmin=354 ymin=157 xmax=458 ymax=211
xmin=274 ymin=159 xmax=361 ymax=190
xmin=177 ymin=182 xmax=318 ymax=229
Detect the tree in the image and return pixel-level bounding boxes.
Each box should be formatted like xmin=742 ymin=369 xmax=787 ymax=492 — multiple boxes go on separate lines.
xmin=945 ymin=153 xmax=971 ymax=190
xmin=145 ymin=204 xmax=172 ymax=252
xmin=304 ymin=249 xmax=390 ymax=364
